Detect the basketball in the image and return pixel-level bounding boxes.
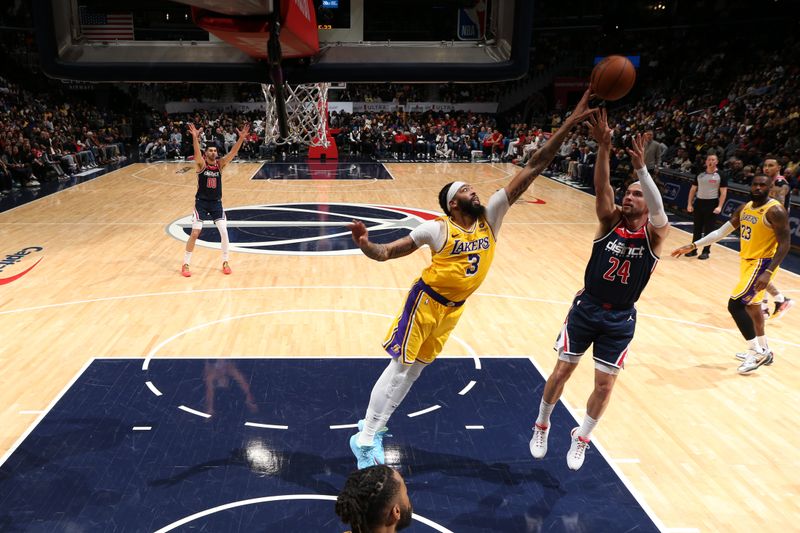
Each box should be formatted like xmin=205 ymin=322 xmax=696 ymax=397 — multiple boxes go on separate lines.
xmin=590 ymin=55 xmax=636 ymax=101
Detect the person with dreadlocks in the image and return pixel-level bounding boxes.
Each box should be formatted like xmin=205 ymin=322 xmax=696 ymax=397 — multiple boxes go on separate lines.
xmin=345 ymin=92 xmax=598 ymax=469
xmin=335 ymin=465 xmax=413 ymax=533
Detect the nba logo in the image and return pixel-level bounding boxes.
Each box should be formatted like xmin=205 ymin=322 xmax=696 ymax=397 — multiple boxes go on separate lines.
xmin=457 ymin=1 xmax=486 ymax=41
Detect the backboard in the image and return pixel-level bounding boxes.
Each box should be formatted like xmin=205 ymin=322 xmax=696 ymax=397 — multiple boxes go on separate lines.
xmin=33 ymin=0 xmax=532 ymax=83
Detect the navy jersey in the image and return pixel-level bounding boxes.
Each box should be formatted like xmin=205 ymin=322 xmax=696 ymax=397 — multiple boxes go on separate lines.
xmin=196 ymin=163 xmax=222 ymax=201
xmin=584 ymin=220 xmax=658 ymax=307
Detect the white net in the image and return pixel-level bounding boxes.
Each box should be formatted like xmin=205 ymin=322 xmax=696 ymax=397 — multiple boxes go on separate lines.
xmin=261 ymin=82 xmax=330 ymax=147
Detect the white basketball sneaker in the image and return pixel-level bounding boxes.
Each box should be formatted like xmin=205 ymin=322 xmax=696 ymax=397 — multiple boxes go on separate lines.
xmin=737 ymin=350 xmax=774 ymax=375
xmin=735 ymin=349 xmax=773 ymax=366
xmin=529 ymin=423 xmax=550 ymax=459
xmin=566 ymin=427 xmax=591 ymax=471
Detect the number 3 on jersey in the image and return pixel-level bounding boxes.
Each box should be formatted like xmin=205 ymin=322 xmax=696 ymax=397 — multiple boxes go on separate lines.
xmin=465 ymin=253 xmax=480 ymax=276
xmin=603 ymin=257 xmax=631 ymax=284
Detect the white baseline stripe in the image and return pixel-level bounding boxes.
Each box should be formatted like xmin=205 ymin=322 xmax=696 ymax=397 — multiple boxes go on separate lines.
xmin=132 ymin=426 xmax=152 ymax=431
xmin=465 ymin=425 xmax=484 ymax=430
xmin=407 ymin=405 xmax=441 ymax=418
xmin=0 ymin=358 xmax=95 ymax=467
xmin=178 ymin=405 xmax=211 ymax=418
xmin=458 ymin=380 xmax=477 ymax=395
xmin=329 ymin=423 xmax=359 ymax=429
xmin=244 ymin=422 xmax=289 ymax=430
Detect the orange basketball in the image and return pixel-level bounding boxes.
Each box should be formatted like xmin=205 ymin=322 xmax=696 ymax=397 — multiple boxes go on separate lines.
xmin=590 ymin=55 xmax=636 ymax=101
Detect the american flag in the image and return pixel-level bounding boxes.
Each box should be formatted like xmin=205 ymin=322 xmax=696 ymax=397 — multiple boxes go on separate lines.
xmin=79 ymin=8 xmax=134 ymax=42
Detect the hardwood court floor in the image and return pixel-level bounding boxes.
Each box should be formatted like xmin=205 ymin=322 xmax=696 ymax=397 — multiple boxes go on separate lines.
xmin=1 ymin=161 xmax=798 ymax=532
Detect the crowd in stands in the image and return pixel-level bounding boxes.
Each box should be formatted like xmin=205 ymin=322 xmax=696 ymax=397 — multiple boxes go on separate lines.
xmin=0 ymin=75 xmax=131 ymax=196
xmin=2 ymin=4 xmax=798 ymax=203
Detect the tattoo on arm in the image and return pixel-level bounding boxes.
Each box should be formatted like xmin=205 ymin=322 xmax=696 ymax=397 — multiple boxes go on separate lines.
xmin=506 ymin=169 xmax=536 ymax=204
xmin=361 ymin=236 xmax=417 ymax=262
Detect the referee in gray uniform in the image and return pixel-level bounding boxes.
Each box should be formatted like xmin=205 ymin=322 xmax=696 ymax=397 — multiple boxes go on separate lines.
xmin=686 ymin=154 xmax=727 ymax=259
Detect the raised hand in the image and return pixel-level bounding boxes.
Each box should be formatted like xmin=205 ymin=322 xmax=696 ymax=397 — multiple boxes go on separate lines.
xmin=584 ymin=108 xmax=612 ymax=146
xmin=626 ymin=133 xmax=646 ymax=170
xmin=347 ymin=220 xmax=369 ymax=247
xmin=187 ymin=123 xmax=202 ymax=138
xmin=568 ymin=89 xmax=599 ymax=124
xmin=236 ymin=123 xmax=251 ymax=138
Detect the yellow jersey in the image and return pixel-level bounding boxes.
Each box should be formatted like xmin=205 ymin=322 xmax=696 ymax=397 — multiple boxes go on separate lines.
xmin=420 ymin=215 xmax=496 ymax=302
xmin=739 ymin=199 xmax=781 ymax=259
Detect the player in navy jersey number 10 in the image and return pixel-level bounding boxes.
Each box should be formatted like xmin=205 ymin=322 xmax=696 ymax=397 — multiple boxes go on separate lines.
xmin=181 ymin=122 xmax=249 ymax=277
xmin=530 ymin=110 xmax=671 ymax=471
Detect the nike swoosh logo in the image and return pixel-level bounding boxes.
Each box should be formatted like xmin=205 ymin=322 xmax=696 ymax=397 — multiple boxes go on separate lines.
xmin=0 ymin=257 xmax=43 ymax=285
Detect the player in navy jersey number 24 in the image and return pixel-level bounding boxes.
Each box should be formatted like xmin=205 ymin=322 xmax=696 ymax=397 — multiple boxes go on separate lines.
xmin=181 ymin=122 xmax=249 ymax=277
xmin=530 ymin=110 xmax=671 ymax=471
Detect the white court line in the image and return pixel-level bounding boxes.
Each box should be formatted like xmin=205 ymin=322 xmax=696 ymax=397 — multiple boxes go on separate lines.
xmin=4 ymin=284 xmax=798 ymax=350
xmin=153 ymin=494 xmax=455 ymax=533
xmin=132 ymin=426 xmax=152 ymax=431
xmin=18 ymin=410 xmax=44 ymax=415
xmin=465 ymin=425 xmax=485 ymax=430
xmin=527 ymin=356 xmax=672 ymax=533
xmin=244 ymin=422 xmax=289 ymax=430
xmin=178 ymin=405 xmax=211 ymax=418
xmin=141 ymin=308 xmax=481 ymax=371
xmin=0 ymin=358 xmax=95 ymax=468
xmin=458 ymin=380 xmax=477 ymax=395
xmin=407 ymin=405 xmax=441 ymax=418
xmin=0 ymin=165 xmax=127 ymax=216
xmin=329 ymin=423 xmax=359 ymax=429
xmin=145 ymin=381 xmax=163 ymax=396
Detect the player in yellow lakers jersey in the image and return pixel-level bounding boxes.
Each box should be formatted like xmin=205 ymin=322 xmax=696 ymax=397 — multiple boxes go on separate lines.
xmin=673 ymin=174 xmax=791 ymax=374
xmin=345 ymin=91 xmax=598 ymax=469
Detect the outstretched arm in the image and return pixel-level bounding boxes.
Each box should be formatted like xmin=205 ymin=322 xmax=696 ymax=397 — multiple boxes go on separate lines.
xmin=504 ymin=89 xmax=597 ymax=204
xmin=220 ymin=123 xmax=250 ymax=168
xmin=188 ymin=123 xmax=204 ymax=170
xmin=627 ymin=134 xmax=669 ymax=237
xmin=585 ymin=108 xmax=616 ymax=226
xmin=347 ymin=220 xmax=419 ymax=262
xmin=672 ymin=205 xmax=741 ymax=257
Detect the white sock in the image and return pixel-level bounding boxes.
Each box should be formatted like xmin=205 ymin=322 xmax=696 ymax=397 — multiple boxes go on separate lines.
xmin=774 ymin=294 xmax=785 ymax=303
xmin=758 ymin=336 xmax=769 ymax=352
xmin=358 ymin=359 xmax=424 ymax=447
xmin=576 ymin=414 xmax=598 ymax=440
xmin=746 ymin=337 xmax=761 ymax=352
xmin=215 ymin=219 xmax=230 ymax=261
xmin=183 ymin=251 xmax=192 ymax=265
xmin=535 ymin=399 xmax=555 ymax=428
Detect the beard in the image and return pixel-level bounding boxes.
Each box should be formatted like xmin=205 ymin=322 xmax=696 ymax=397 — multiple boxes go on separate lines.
xmin=396 ymin=503 xmax=413 ymax=531
xmin=750 ymin=190 xmax=768 ymax=202
xmin=457 ymin=197 xmax=486 ymax=218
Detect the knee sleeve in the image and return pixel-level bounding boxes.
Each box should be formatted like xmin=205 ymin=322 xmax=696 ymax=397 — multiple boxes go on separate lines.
xmin=728 ymin=298 xmax=756 ymax=339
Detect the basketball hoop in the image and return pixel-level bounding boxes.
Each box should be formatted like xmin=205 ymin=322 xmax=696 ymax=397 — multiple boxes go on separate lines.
xmin=261 ymin=82 xmax=331 ymax=147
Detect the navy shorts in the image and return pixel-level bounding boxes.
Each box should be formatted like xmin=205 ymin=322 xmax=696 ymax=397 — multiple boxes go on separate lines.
xmin=554 ymin=292 xmax=637 ymax=369
xmin=193 ymin=199 xmax=225 ymax=223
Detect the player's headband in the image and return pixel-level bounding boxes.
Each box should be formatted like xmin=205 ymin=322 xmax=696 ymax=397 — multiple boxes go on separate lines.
xmin=447 ymin=181 xmax=466 ymax=206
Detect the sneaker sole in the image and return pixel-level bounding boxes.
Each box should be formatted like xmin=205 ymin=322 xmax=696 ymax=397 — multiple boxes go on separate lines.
xmin=737 ymin=353 xmax=773 ymax=374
